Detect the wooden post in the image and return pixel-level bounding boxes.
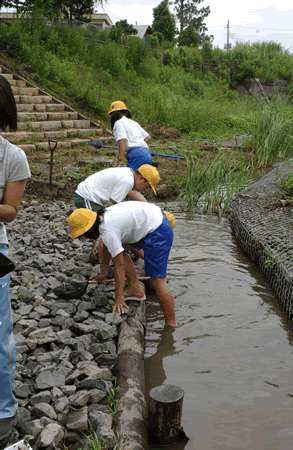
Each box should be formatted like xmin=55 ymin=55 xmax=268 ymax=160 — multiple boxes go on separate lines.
xmin=148 ymin=384 xmax=186 ymax=446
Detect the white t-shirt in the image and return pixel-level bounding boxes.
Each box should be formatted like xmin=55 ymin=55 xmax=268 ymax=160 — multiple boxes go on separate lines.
xmin=113 ymin=116 xmax=149 ymax=151
xmin=99 ymin=202 xmax=163 ymax=258
xmin=76 ymin=167 xmax=135 ymax=206
xmin=0 ymin=136 xmax=31 ymax=245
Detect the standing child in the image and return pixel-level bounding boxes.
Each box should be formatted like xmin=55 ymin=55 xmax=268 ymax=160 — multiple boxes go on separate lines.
xmin=108 ymin=101 xmax=153 ymax=170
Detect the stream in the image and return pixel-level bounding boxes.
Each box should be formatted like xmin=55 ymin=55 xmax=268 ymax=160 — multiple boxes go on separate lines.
xmin=145 ymin=206 xmax=293 ymax=450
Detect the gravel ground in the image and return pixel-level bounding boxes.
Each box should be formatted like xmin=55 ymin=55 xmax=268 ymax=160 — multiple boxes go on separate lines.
xmin=5 ymin=200 xmax=143 ymax=450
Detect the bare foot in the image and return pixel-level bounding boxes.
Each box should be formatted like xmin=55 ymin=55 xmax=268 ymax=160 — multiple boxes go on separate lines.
xmin=165 ymin=321 xmax=179 ymax=328
xmin=124 ymin=288 xmax=145 ymax=299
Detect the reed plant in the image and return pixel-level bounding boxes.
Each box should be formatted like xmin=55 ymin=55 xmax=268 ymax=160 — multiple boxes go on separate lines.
xmin=255 ymin=103 xmax=293 ymax=166
xmin=183 ymin=150 xmax=253 ymax=214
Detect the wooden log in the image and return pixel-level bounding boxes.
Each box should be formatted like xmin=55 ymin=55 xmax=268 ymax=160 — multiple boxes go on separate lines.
xmin=148 ymin=384 xmax=185 ymax=446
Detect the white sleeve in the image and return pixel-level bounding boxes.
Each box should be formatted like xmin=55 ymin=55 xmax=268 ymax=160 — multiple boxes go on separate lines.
xmin=101 ymin=230 xmax=124 ymax=259
xmin=113 ymin=120 xmax=127 ymax=142
xmin=138 ymin=124 xmax=149 ymax=140
xmin=109 ymin=178 xmax=134 ymax=204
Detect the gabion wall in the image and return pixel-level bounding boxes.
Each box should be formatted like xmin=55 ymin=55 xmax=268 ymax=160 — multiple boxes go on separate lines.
xmin=230 ymin=164 xmax=293 ymax=318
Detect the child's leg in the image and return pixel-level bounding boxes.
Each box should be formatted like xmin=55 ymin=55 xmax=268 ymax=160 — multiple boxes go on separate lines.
xmin=150 ymin=276 xmax=178 ymax=328
xmin=123 ymin=251 xmax=145 ymax=298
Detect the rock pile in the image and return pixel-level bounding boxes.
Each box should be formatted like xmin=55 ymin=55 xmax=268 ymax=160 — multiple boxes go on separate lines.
xmin=6 ymin=200 xmax=134 ymax=450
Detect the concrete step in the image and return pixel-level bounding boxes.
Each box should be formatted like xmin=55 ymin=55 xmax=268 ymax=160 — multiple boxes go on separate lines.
xmin=12 ymin=86 xmax=40 ymax=96
xmin=15 ymin=95 xmax=53 ymax=104
xmin=0 ymin=73 xmax=13 ymax=81
xmin=2 ymin=127 xmax=102 ymax=143
xmin=17 ymin=120 xmax=93 ymax=132
xmin=7 ymin=79 xmax=27 ymax=87
xmin=19 ymin=138 xmax=95 ymax=152
xmin=17 ymin=103 xmax=66 ymax=112
xmin=18 ymin=111 xmax=79 ymax=121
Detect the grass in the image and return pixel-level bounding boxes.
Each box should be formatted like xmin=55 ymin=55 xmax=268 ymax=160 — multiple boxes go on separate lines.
xmin=107 ymin=378 xmax=119 ymax=416
xmin=181 ymin=149 xmax=254 ymax=214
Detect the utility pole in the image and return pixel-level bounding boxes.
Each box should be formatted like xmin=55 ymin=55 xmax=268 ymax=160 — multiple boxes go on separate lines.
xmin=224 ymin=20 xmax=231 ymax=50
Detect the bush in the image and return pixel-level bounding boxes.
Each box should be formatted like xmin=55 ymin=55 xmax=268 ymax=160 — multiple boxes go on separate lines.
xmin=178 ymin=25 xmax=200 ymax=48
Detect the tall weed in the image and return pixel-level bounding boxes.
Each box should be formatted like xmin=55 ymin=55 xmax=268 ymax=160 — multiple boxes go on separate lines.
xmin=183 ymin=151 xmax=253 ymax=213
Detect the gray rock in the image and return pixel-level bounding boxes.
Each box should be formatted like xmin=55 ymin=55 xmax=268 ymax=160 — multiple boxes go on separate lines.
xmin=73 ymin=310 xmax=89 ymax=322
xmin=89 ymin=389 xmax=107 ymax=404
xmin=77 ymin=301 xmax=96 ymax=312
xmin=29 ymin=326 xmax=55 ymax=340
xmin=52 ymin=386 xmax=63 ymax=401
xmin=16 ymin=304 xmax=33 ymax=316
xmin=30 ymin=390 xmax=52 ymax=406
xmin=105 ymin=312 xmax=123 ymax=326
xmin=36 ymin=423 xmax=64 ymax=448
xmin=78 ymin=363 xmax=112 ymax=381
xmin=18 ymin=286 xmax=35 ymax=302
xmin=38 ymin=254 xmax=54 ymax=265
xmin=34 ymin=305 xmax=50 ymax=316
xmin=31 ymin=402 xmax=57 ymax=420
xmin=51 ymin=302 xmax=76 ymax=316
xmin=38 ymin=318 xmax=52 ymax=328
xmin=61 ymin=385 xmax=76 ymax=396
xmin=68 ymin=390 xmax=91 ymax=407
xmin=26 ymin=337 xmax=38 ymax=350
xmin=89 ymin=343 xmax=108 ymax=356
xmin=56 ymin=329 xmax=72 ymax=344
xmin=67 ymin=406 xmax=88 ymax=431
xmin=88 ymin=406 xmax=116 ymax=444
xmin=36 ymin=371 xmax=65 ymax=390
xmin=54 ymin=397 xmax=69 ymax=413
xmin=13 ymin=381 xmax=31 ymax=398
xmin=20 ymin=418 xmax=44 ymax=438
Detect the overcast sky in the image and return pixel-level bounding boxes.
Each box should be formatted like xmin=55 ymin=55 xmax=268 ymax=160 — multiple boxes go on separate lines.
xmin=101 ymin=0 xmax=293 ymax=52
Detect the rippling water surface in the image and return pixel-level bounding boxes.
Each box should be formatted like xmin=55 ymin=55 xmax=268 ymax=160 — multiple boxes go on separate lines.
xmin=145 ymin=205 xmax=293 ymax=450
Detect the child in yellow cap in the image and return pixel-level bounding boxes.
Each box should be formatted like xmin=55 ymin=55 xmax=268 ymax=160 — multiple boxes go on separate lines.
xmin=68 ymin=202 xmax=178 ymax=328
xmin=108 ymin=100 xmax=152 ymax=169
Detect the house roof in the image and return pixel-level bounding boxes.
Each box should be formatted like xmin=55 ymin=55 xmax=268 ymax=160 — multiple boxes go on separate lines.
xmin=133 ymin=25 xmax=152 ymax=39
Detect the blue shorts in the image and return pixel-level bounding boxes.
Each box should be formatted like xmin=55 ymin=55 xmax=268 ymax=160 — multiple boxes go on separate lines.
xmin=138 ymin=214 xmax=173 ymax=278
xmin=126 ymin=147 xmax=152 ymax=170
xmin=73 ymin=193 xmax=104 ymax=212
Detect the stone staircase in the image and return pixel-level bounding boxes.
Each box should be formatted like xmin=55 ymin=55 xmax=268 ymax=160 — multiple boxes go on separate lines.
xmin=0 ymin=65 xmax=113 ymax=164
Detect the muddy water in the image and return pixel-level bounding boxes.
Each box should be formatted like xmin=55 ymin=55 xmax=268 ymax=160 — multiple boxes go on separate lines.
xmin=145 ymin=207 xmax=293 ymax=450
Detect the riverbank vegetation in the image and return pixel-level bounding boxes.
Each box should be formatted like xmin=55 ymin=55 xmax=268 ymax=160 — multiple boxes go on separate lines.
xmin=1 ymin=13 xmax=293 ymax=211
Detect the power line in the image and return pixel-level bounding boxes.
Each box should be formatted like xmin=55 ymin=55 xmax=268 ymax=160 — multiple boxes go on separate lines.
xmin=209 ymin=24 xmax=293 ymax=32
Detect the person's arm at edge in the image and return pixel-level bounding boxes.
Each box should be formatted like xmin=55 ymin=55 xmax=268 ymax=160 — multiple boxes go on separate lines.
xmin=144 ymin=135 xmax=151 ymax=144
xmin=0 ymin=180 xmax=26 ymax=222
xmin=116 ymin=138 xmax=127 ymax=167
xmin=112 ymin=252 xmax=129 ymax=314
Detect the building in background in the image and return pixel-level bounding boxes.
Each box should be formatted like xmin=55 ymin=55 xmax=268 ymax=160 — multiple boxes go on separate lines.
xmin=133 ymin=25 xmax=152 ymax=41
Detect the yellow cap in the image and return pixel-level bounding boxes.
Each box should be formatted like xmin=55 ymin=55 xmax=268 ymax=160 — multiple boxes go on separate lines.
xmin=138 ymin=164 xmax=161 ymax=195
xmin=108 ymin=100 xmax=129 ymax=115
xmin=68 ymin=208 xmax=97 ymax=239
xmin=164 ymin=211 xmax=176 ymax=229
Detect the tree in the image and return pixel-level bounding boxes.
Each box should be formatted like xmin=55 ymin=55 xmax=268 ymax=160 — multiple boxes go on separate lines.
xmin=178 ymin=23 xmax=199 ymax=47
xmin=4 ymin=0 xmax=104 ymax=21
xmin=152 ymin=0 xmax=176 ymax=42
xmin=109 ymin=19 xmax=138 ymax=43
xmin=172 ymin=0 xmax=213 ymax=43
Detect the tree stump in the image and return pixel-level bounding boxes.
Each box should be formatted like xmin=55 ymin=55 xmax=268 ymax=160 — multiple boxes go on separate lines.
xmin=148 ymin=384 xmax=185 ymax=446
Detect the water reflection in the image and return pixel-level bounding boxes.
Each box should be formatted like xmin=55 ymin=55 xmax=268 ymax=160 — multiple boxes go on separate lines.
xmin=145 ymin=326 xmax=176 ymax=392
